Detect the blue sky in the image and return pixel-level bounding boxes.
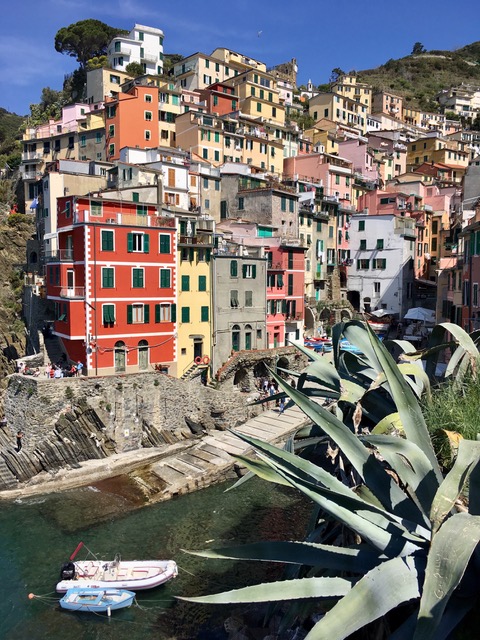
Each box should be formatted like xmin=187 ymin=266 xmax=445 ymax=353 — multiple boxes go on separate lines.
xmin=1 ymin=0 xmax=479 ymax=116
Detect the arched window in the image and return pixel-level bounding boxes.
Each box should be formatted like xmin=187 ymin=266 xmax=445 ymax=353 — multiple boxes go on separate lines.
xmin=138 ymin=339 xmax=148 ymax=370
xmin=232 ymin=324 xmax=240 ymax=352
xmin=114 ymin=341 xmax=126 ymax=372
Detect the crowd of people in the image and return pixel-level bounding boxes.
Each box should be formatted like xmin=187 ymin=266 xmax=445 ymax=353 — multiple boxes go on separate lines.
xmin=256 ymin=376 xmax=295 ymax=412
xmin=17 ymin=358 xmax=84 ymax=379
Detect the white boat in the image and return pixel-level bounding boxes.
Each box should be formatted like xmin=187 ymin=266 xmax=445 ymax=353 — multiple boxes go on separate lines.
xmin=56 ymin=545 xmax=178 ymax=593
xmin=59 ymin=587 xmax=136 ymax=613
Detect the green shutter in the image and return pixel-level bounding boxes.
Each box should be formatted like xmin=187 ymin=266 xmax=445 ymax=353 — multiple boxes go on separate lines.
xmin=277 ymin=274 xmax=283 ymax=287
xmin=155 ymin=304 xmax=160 ymax=323
xmin=102 ymin=268 xmax=113 ymax=288
xmin=103 ymin=305 xmax=109 ymax=323
xmin=127 ymin=233 xmax=133 ymax=252
xmin=171 ymin=303 xmax=176 ymax=322
xmin=242 ymin=264 xmax=247 ymax=278
xmin=143 ymin=233 xmax=150 ymax=253
xmin=127 ymin=305 xmax=133 ymax=324
xmin=181 ymin=307 xmax=190 ymax=323
xmin=189 ymin=248 xmax=195 ymax=262
xmin=160 ymin=234 xmax=170 ymax=253
xmin=160 ymin=269 xmax=170 ymax=288
xmin=201 ymin=306 xmax=209 ymax=322
xmin=181 ymin=275 xmax=190 ymax=291
xmin=476 ymin=231 xmax=480 ymax=255
xmin=252 ymin=264 xmax=256 ymax=279
xmin=282 ymin=299 xmax=287 ymax=314
xmin=206 ymin=248 xmax=211 ymax=262
xmin=198 ymin=275 xmax=206 ymax=291
xmin=144 ymin=304 xmax=150 ymax=323
xmin=230 ymin=260 xmax=238 ymax=277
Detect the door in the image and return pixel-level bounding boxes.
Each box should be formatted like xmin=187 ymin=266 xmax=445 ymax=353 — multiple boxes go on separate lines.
xmin=193 ymin=340 xmax=203 ymax=360
xmin=138 ymin=340 xmax=148 ymax=370
xmin=67 ymin=270 xmax=74 ymax=297
xmin=114 ymin=341 xmax=126 ymax=372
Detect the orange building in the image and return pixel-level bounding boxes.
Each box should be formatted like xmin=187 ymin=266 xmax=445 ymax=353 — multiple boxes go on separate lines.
xmin=198 ymin=82 xmax=239 ymax=115
xmin=105 ymin=85 xmax=160 ymax=161
xmin=46 ymin=195 xmax=177 ymax=376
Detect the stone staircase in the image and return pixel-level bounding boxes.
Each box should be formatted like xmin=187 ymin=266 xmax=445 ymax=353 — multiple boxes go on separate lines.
xmin=180 ymin=362 xmax=208 ymax=381
xmin=44 ymin=334 xmax=69 ymax=366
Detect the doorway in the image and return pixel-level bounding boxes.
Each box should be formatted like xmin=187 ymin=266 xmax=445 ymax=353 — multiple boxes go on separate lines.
xmin=138 ymin=340 xmax=149 ymax=370
xmin=114 ymin=341 xmax=126 ymax=372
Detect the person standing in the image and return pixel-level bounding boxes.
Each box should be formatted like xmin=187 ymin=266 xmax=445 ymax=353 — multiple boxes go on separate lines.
xmin=278 ymin=397 xmax=285 ymax=414
xmin=16 ymin=430 xmax=24 ymax=452
xmin=76 ymin=361 xmax=84 ymax=376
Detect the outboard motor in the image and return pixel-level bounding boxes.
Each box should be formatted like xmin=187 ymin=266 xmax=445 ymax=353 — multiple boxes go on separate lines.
xmin=60 ymin=561 xmax=76 ymax=581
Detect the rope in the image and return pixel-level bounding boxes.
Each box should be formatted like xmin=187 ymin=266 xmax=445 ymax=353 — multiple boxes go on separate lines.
xmin=177 ymin=564 xmax=197 ymax=577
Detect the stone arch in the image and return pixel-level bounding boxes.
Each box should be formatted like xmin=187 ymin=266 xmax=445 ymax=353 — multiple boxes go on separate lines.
xmin=253 ymin=361 xmax=268 ymax=379
xmin=340 ymin=309 xmax=352 ymax=321
xmin=233 ymin=367 xmax=249 ymax=391
xmin=319 ymin=307 xmax=330 ymax=321
xmin=276 ymin=356 xmax=290 ymax=378
xmin=304 ymin=306 xmax=315 ymax=332
xmin=29 ymin=251 xmax=38 ymax=264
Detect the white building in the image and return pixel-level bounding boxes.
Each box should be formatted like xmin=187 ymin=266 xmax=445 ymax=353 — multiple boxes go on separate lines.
xmin=108 ymin=24 xmax=164 ymax=76
xmin=347 ymin=212 xmax=416 ymax=316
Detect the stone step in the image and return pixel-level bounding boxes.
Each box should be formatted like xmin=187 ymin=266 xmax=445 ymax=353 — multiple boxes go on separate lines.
xmin=0 ymin=458 xmax=19 ymax=490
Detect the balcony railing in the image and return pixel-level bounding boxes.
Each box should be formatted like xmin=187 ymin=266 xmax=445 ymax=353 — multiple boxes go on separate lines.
xmin=59 ymin=287 xmax=85 ymax=299
xmin=44 ymin=249 xmax=74 ymax=262
xmin=178 ymin=234 xmax=214 ymax=246
xmin=21 ymin=170 xmax=43 ymax=180
xmin=174 ymin=63 xmax=197 ymax=77
xmin=141 ymin=53 xmax=157 ymax=63
xmin=73 ymin=210 xmax=176 ymax=228
xmin=21 ymin=152 xmax=43 ymax=162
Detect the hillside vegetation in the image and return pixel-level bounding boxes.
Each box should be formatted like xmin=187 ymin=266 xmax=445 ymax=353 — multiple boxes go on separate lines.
xmin=357 ymin=41 xmax=480 ymax=112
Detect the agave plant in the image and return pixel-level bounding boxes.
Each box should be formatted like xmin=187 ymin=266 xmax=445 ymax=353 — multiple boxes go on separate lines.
xmin=180 ymin=321 xmax=480 ymax=639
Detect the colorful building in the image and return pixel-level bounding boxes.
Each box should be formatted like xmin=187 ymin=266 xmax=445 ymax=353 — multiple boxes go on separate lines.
xmin=46 ymin=195 xmax=177 ymax=376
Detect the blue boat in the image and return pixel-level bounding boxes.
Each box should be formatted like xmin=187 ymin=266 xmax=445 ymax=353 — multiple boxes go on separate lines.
xmin=59 ymin=587 xmax=135 ymax=613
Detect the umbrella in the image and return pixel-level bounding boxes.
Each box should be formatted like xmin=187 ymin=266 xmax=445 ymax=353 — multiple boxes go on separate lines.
xmin=370 ymin=309 xmax=397 ymax=318
xmin=403 ymin=307 xmax=435 ymax=323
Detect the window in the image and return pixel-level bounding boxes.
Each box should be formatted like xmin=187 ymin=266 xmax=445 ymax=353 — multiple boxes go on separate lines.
xmin=220 ymin=200 xmax=227 ymax=219
xmin=181 ymin=275 xmax=190 ymax=291
xmin=102 ymin=304 xmax=115 ymax=326
xmin=256 ymin=102 xmax=262 ymax=112
xmin=376 ymin=239 xmax=384 ymax=250
xmin=232 ymin=324 xmax=240 ymax=352
xmin=287 ymin=273 xmax=294 ymax=296
xmin=281 ymin=197 xmax=286 ymax=212
xmin=238 ymin=197 xmax=244 ymax=210
xmin=198 ymin=275 xmax=207 ymax=291
xmin=91 ymin=201 xmax=102 ymax=216
xmin=374 ymin=282 xmax=381 ymax=294
xmin=108 ymin=124 xmax=115 ymax=137
xmin=139 ymin=31 xmax=144 ymax=41
xmin=243 ymin=290 xmax=253 ymax=307
xmin=360 ymin=239 xmax=367 ymax=250
xmin=181 ymin=307 xmax=190 ymax=323
xmin=132 ymin=268 xmax=144 ymax=288
xmin=230 ymin=290 xmax=239 ymax=307
xmin=80 ymin=135 xmax=86 ymax=147
xmin=155 ymin=303 xmax=174 ymax=323
xmin=160 ymin=269 xmax=171 ymax=288
xmin=145 ymin=94 xmax=152 ymax=102
xmin=357 ymin=259 xmax=369 ymax=270
xmin=159 ymin=234 xmax=170 ymax=254
xmin=359 ymin=220 xmax=365 ymax=231
xmin=289 ymin=199 xmax=294 ymax=213
xmin=102 ymin=267 xmax=114 ymax=288
xmin=474 ymin=283 xmax=479 ymax=307
xmin=203 ymin=148 xmax=208 ymax=160
xmin=242 ymin=264 xmax=257 ymax=279
xmin=145 ymin=130 xmax=151 ymax=140
xmin=372 ymin=258 xmax=386 ymax=269
xmin=201 ymin=306 xmax=209 ymax=322
xmin=145 ymin=111 xmax=152 ymax=121
xmin=127 ymin=232 xmax=149 ymax=253
xmin=101 ymin=229 xmax=114 ymax=251
xmin=230 ymin=260 xmax=238 ymax=277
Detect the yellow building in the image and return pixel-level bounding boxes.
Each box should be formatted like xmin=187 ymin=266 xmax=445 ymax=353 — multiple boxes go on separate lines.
xmin=176 ymin=215 xmax=214 ymax=378
xmin=224 ymin=68 xmax=285 ymax=126
xmin=406 ymin=134 xmax=469 ymax=178
xmin=158 ymin=78 xmax=182 ymax=147
xmin=331 ymin=74 xmax=372 ymax=111
xmin=309 ymin=92 xmax=368 ymax=134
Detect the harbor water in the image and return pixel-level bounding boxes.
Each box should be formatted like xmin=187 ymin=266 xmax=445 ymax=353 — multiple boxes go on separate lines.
xmin=1 ymin=476 xmax=312 ymax=639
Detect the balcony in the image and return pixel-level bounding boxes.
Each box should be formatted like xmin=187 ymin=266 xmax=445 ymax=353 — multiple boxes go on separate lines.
xmin=44 ymin=249 xmax=74 ymax=262
xmin=174 ymin=63 xmax=197 ymax=77
xmin=178 ymin=234 xmax=214 ymax=246
xmin=141 ymin=53 xmax=157 ymax=63
xmin=21 ymin=170 xmax=43 ymax=181
xmin=59 ymin=287 xmax=85 ymax=299
xmin=268 ymin=262 xmax=285 ymax=271
xmin=21 ymin=152 xmax=43 ymax=162
xmin=73 ymin=210 xmax=176 ymax=228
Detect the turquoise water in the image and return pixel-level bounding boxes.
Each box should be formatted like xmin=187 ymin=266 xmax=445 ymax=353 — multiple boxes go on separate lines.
xmin=1 ymin=478 xmax=311 ymax=639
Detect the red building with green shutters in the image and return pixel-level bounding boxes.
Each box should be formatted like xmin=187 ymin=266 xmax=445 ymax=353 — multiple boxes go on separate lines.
xmin=46 ymin=194 xmax=177 ymax=376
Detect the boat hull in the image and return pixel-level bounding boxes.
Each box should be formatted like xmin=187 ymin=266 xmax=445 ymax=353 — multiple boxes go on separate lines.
xmin=60 ymin=587 xmax=135 ymax=613
xmin=56 ymin=559 xmax=178 ymax=593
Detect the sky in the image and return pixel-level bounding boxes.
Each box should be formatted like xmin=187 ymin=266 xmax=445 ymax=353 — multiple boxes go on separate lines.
xmin=1 ymin=0 xmax=480 ymax=116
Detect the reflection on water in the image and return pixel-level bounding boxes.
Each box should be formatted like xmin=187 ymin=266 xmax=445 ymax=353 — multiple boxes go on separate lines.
xmin=1 ymin=477 xmax=312 ymax=639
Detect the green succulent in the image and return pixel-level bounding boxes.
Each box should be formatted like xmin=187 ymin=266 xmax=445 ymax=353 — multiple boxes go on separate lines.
xmin=180 ymin=321 xmax=480 ymax=639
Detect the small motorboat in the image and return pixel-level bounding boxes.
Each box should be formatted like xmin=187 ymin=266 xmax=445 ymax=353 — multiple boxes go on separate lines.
xmin=59 ymin=587 xmax=135 ymax=613
xmin=56 ymin=543 xmax=178 ymax=593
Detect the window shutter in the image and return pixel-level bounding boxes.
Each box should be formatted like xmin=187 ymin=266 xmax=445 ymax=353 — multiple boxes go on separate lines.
xmin=252 ymin=264 xmax=256 ymax=279
xmin=206 ymin=248 xmax=211 ymax=262
xmin=143 ymin=233 xmax=150 ymax=253
xmin=199 ymin=275 xmax=206 ymax=291
xmin=155 ymin=304 xmax=160 ymax=323
xmin=277 ymin=274 xmax=283 ymax=287
xmin=282 ymin=299 xmax=287 ymax=314
xmin=201 ymin=306 xmax=209 ymax=322
xmin=127 ymin=305 xmax=133 ymax=324
xmin=171 ymin=303 xmax=176 ymax=322
xmin=230 ymin=260 xmax=238 ymax=277
xmin=189 ymin=248 xmax=195 ymax=262
xmin=242 ymin=264 xmax=247 ymax=278
xmin=144 ymin=304 xmax=150 ymax=323
xmin=181 ymin=275 xmax=190 ymax=291
xmin=103 ymin=306 xmax=109 ymax=323
xmin=160 ymin=269 xmax=170 ymax=288
xmin=127 ymin=233 xmax=133 ymax=252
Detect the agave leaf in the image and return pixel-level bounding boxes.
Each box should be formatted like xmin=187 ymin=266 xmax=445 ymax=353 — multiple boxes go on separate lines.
xmin=178 ymin=575 xmax=353 ymax=604
xmin=245 ymin=443 xmax=428 ymax=553
xmin=338 ymin=378 xmax=369 ymax=404
xmin=303 ymin=359 xmax=342 ymax=391
xmin=397 ymin=362 xmax=431 ymax=399
xmin=286 ymin=339 xmax=324 ymax=362
xmin=363 ymin=321 xmax=442 ymax=480
xmin=439 ymin=322 xmax=479 ymax=355
xmin=363 ymin=435 xmax=439 ymax=520
xmin=388 ymin=339 xmax=418 ymax=354
xmin=184 ymin=540 xmax=383 ymax=573
xmin=227 ymin=454 xmax=292 ymax=488
xmin=371 ymin=412 xmax=403 ymax=435
xmin=306 ymin=556 xmax=421 ymax=640
xmin=342 ymin=320 xmax=383 ymax=372
xmin=430 ymin=440 xmax=480 ymax=533
xmin=266 ymin=369 xmax=426 ymax=524
xmin=413 ymin=512 xmax=480 ymax=640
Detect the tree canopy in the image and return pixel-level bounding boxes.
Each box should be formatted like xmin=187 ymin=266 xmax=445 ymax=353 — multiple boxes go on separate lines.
xmin=411 ymin=42 xmax=427 ymax=55
xmin=54 ymin=19 xmax=128 ymax=68
xmin=125 ymin=62 xmax=145 ymax=78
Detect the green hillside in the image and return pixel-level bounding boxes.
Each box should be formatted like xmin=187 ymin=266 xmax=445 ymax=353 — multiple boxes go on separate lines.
xmin=357 ymin=42 xmax=480 ymax=112
xmin=0 ymin=108 xmax=24 ymax=158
